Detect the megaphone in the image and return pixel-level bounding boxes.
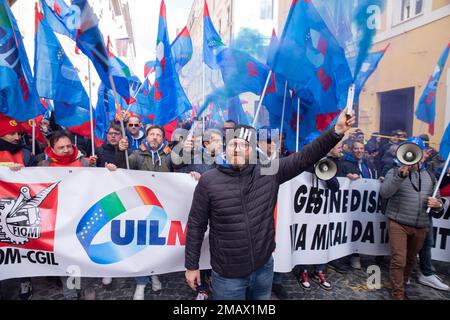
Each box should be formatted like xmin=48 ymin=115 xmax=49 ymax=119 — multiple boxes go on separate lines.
xmin=315 ymin=158 xmax=338 ymax=181
xmin=396 ymin=142 xmax=423 ymax=166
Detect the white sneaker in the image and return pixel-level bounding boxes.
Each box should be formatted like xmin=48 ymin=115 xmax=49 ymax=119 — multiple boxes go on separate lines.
xmin=406 ymin=278 xmax=411 ymax=285
xmin=133 ymin=284 xmax=146 ymax=300
xmin=196 ymin=291 xmax=209 ymax=300
xmin=151 ymin=275 xmax=162 ymax=292
xmin=418 ymin=274 xmax=450 ymax=291
xmin=350 ymin=256 xmax=362 ymax=270
xmin=102 ymin=277 xmax=112 ymax=286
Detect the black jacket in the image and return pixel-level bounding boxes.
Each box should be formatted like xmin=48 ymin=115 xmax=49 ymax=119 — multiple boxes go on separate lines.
xmin=339 ymin=153 xmax=377 ymax=179
xmin=96 ymin=143 xmax=117 ymax=167
xmin=185 ymin=129 xmax=343 ymax=278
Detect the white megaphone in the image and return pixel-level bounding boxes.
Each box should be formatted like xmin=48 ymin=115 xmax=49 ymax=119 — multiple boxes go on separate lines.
xmin=315 ymin=158 xmax=338 ymax=181
xmin=396 ymin=140 xmax=424 ymax=166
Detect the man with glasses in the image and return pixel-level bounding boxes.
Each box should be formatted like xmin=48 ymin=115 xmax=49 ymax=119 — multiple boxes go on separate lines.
xmin=185 ymin=110 xmax=355 ymax=300
xmin=96 ymin=122 xmax=122 ymax=169
xmin=125 ymin=116 xmax=145 ymax=152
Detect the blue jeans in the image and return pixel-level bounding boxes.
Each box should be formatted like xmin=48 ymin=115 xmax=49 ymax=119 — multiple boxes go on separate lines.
xmin=273 ymin=272 xmax=283 ymax=285
xmin=135 ymin=276 xmax=149 ymax=285
xmin=212 ymin=256 xmax=274 ymax=300
xmin=419 ymin=219 xmax=434 ymax=277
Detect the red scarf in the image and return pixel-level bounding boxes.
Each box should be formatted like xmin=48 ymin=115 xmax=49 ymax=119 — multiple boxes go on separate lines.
xmin=45 ymin=145 xmax=81 ymax=165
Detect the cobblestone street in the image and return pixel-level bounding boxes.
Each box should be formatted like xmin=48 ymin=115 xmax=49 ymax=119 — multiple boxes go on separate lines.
xmin=2 ymin=256 xmax=449 ymax=300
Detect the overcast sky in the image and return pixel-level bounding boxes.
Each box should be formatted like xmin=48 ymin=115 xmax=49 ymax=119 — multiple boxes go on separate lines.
xmin=129 ymin=0 xmax=194 ymax=79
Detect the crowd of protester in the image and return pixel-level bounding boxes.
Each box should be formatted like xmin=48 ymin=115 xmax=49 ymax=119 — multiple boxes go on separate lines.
xmin=0 ymin=112 xmax=449 ymax=300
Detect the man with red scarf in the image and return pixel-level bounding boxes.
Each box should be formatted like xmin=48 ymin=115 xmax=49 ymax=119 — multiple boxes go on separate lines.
xmin=38 ymin=130 xmax=96 ymax=167
xmin=38 ymin=130 xmax=96 ymax=299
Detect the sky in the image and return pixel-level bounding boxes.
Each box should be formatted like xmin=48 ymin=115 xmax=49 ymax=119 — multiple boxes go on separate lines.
xmin=10 ymin=0 xmax=194 ymax=105
xmin=128 ymin=0 xmax=194 ymax=79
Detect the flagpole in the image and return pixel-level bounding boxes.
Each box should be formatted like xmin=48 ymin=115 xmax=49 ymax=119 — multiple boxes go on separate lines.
xmin=108 ymin=73 xmax=130 ymax=170
xmin=88 ymin=60 xmax=95 ymax=157
xmin=296 ymin=97 xmax=300 ymax=153
xmin=426 ymin=152 xmax=450 ymax=214
xmin=202 ymin=63 xmax=206 ymax=132
xmin=252 ymin=70 xmax=273 ymax=128
xmin=31 ymin=120 xmax=36 ymax=155
xmin=279 ymin=80 xmax=288 ymax=150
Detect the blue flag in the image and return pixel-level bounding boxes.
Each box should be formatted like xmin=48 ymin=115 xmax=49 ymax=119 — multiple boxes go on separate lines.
xmin=41 ymin=0 xmax=136 ymax=105
xmin=171 ymin=26 xmax=193 ymax=72
xmin=0 ymin=0 xmax=44 ymax=121
xmin=94 ymin=83 xmax=116 ymax=147
xmin=415 ymin=42 xmax=450 ymax=135
xmin=34 ymin=6 xmax=90 ymax=107
xmin=227 ymin=96 xmax=250 ymax=126
xmin=40 ymin=0 xmax=76 ymax=38
xmin=353 ymin=0 xmax=385 ymax=78
xmin=128 ymin=79 xmax=155 ymax=125
xmin=440 ymin=123 xmax=450 ymax=160
xmin=354 ymin=44 xmax=389 ymax=100
xmin=268 ymin=0 xmax=352 ymax=114
xmin=153 ymin=1 xmax=191 ymax=127
xmin=217 ymin=47 xmax=274 ymax=97
xmin=203 ymin=0 xmax=225 ymax=69
xmin=263 ymin=31 xmax=289 ymax=119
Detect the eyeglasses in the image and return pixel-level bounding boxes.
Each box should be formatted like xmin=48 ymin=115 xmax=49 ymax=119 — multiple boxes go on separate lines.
xmin=128 ymin=124 xmax=140 ymax=128
xmin=227 ymin=142 xmax=250 ymax=151
xmin=107 ymin=132 xmax=121 ymax=136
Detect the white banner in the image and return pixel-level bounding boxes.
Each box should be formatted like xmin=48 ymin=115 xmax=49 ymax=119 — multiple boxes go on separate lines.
xmin=431 ymin=196 xmax=450 ymax=262
xmin=0 ymin=168 xmax=448 ymax=280
xmin=274 ymin=175 xmax=390 ymax=272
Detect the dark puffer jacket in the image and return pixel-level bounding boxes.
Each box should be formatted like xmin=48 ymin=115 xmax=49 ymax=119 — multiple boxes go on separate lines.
xmin=339 ymin=153 xmax=378 ymax=179
xmin=185 ymin=129 xmax=343 ymax=278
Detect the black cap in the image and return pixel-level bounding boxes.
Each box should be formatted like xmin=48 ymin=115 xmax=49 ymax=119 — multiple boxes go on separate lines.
xmin=229 ymin=124 xmax=257 ymax=145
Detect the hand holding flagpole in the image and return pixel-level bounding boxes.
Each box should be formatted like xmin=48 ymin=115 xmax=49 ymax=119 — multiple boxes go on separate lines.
xmin=346 ymin=84 xmax=356 ymax=118
xmin=426 ymin=153 xmax=450 ymax=215
xmin=108 ymin=73 xmax=130 ymax=170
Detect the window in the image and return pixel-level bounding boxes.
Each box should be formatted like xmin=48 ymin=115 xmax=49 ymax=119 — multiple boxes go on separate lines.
xmin=111 ymin=0 xmax=122 ymax=17
xmin=399 ymin=0 xmax=424 ymax=23
xmin=401 ymin=0 xmax=411 ymax=21
xmin=415 ymin=0 xmax=423 ymax=15
xmin=260 ymin=0 xmax=274 ymax=20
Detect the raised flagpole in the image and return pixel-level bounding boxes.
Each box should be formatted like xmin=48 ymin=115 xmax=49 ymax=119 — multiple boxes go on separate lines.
xmin=279 ymin=80 xmax=288 ymax=150
xmin=426 ymin=153 xmax=450 ymax=214
xmin=202 ymin=63 xmax=206 ymax=133
xmin=108 ymin=73 xmax=130 ymax=170
xmin=87 ymin=59 xmax=95 ymax=157
xmin=296 ymin=97 xmax=300 ymax=152
xmin=31 ymin=120 xmax=36 ymax=155
xmin=252 ymin=70 xmax=273 ymax=128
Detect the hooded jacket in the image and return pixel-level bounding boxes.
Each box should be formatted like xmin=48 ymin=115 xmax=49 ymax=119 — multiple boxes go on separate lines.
xmin=340 ymin=153 xmax=377 ymax=179
xmin=126 ymin=128 xmax=146 ymax=152
xmin=117 ymin=140 xmax=172 ymax=172
xmin=380 ymin=167 xmax=443 ymax=228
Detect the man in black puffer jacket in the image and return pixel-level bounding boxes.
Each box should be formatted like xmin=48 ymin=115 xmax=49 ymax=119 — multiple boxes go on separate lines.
xmin=185 ymin=110 xmax=355 ymax=300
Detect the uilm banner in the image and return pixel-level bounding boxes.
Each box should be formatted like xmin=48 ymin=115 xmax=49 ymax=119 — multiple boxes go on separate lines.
xmin=0 ymin=168 xmax=449 ymax=280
